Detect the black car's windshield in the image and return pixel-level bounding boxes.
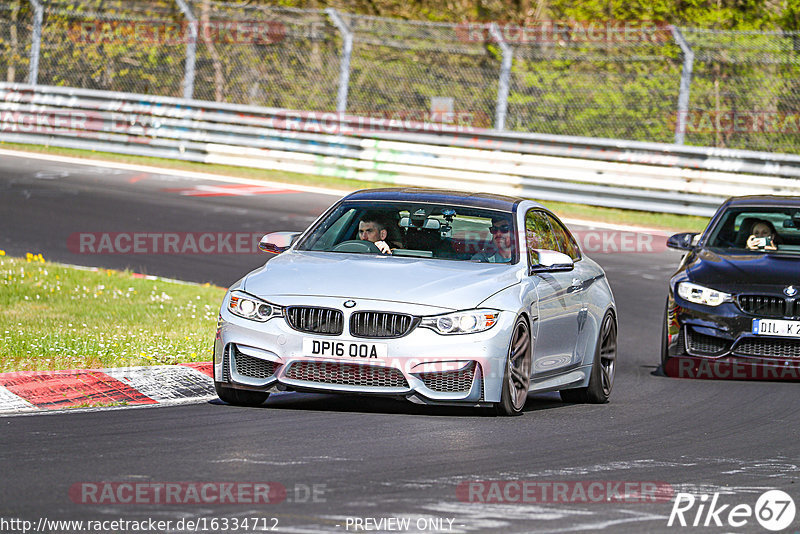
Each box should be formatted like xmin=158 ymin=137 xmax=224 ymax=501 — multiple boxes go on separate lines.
xmin=706 ymin=207 xmax=800 ymax=253
xmin=296 ymin=201 xmax=519 ymax=263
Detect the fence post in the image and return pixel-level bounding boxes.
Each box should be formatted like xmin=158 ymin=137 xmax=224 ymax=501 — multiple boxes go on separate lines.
xmin=27 ymin=0 xmax=43 ymax=85
xmin=174 ymin=0 xmax=197 ymax=100
xmin=671 ymin=26 xmax=694 ymax=145
xmin=489 ymin=23 xmax=512 ymax=131
xmin=325 ymin=8 xmax=352 ymax=113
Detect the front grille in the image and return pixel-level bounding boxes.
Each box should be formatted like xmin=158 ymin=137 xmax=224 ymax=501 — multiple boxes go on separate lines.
xmin=350 ymin=311 xmax=417 ymax=338
xmin=685 ymin=329 xmax=731 ymax=356
xmin=232 ymin=348 xmax=278 ymax=379
xmin=416 ymin=362 xmax=477 ymax=392
xmin=284 ymin=361 xmax=409 ymax=388
xmin=285 ymin=307 xmax=343 ymax=335
xmin=792 ymin=300 xmax=800 ymax=318
xmin=734 ymin=338 xmax=800 ymax=359
xmin=738 ymin=295 xmax=786 ymax=318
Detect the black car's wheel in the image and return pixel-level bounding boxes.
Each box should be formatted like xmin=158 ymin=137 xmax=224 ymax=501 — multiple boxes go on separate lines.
xmin=560 ymin=311 xmax=617 ymax=404
xmin=215 ymin=383 xmax=270 ymax=407
xmin=660 ymin=298 xmax=674 ymax=376
xmin=495 ymin=317 xmax=532 ymax=416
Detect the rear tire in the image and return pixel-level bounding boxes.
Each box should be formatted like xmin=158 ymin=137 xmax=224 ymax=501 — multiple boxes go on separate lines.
xmin=215 ymin=383 xmax=270 ymax=407
xmin=494 ymin=317 xmax=532 ymax=416
xmin=560 ymin=311 xmax=617 ymax=404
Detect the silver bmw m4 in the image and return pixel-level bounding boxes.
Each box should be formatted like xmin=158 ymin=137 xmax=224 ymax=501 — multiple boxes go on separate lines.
xmin=213 ymin=188 xmax=617 ymax=415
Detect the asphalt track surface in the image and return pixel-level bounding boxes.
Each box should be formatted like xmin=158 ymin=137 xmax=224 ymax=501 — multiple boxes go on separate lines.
xmin=1 ymin=152 xmax=800 ymax=534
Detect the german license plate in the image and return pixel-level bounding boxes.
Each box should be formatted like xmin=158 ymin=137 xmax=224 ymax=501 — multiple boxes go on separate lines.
xmin=302 ymin=338 xmax=388 ymax=359
xmin=752 ymin=319 xmax=800 ymax=338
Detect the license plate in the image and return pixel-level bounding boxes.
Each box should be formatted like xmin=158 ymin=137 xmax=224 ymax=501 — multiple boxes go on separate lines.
xmin=752 ymin=319 xmax=800 ymax=338
xmin=302 ymin=338 xmax=388 ymax=359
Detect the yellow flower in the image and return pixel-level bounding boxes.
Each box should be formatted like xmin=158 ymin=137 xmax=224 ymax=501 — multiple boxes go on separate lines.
xmin=0 ymin=250 xmax=5 ymax=256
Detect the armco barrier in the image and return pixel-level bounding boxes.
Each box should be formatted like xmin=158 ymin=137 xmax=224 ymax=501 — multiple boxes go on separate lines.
xmin=2 ymin=83 xmax=800 ymax=216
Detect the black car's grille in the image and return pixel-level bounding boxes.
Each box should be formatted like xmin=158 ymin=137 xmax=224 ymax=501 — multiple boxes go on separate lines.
xmin=284 ymin=361 xmax=409 ymax=388
xmin=734 ymin=338 xmax=800 ymax=359
xmin=685 ymin=329 xmax=731 ymax=356
xmin=350 ymin=311 xmax=417 ymax=338
xmin=792 ymin=300 xmax=800 ymax=318
xmin=738 ymin=295 xmax=787 ymax=318
xmin=285 ymin=307 xmax=343 ymax=335
xmin=232 ymin=347 xmax=278 ymax=379
xmin=416 ymin=362 xmax=477 ymax=392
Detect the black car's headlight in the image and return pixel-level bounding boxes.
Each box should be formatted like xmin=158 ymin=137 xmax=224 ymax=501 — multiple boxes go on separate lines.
xmin=677 ymin=282 xmax=732 ymax=307
xmin=420 ymin=309 xmax=500 ymax=335
xmin=227 ymin=290 xmax=282 ymax=322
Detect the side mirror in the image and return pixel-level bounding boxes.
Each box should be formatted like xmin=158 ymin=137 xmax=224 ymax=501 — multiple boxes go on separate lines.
xmin=529 ymin=249 xmax=574 ymax=273
xmin=259 ymin=232 xmax=300 ymax=254
xmin=666 ymin=232 xmax=699 ymax=251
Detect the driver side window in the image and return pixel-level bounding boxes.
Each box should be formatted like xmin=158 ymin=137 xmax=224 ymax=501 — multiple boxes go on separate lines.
xmin=525 ymin=210 xmax=557 ymax=265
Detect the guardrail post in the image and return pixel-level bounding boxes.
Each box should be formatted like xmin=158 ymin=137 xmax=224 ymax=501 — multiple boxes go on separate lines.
xmin=325 ymin=8 xmax=352 ymax=113
xmin=27 ymin=0 xmax=43 ymax=85
xmin=489 ymin=23 xmax=512 ymax=131
xmin=174 ymin=0 xmax=197 ymax=100
xmin=671 ymin=26 xmax=694 ymax=145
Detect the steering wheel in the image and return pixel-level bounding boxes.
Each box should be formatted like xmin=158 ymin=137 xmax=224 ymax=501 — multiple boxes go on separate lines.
xmin=331 ymin=240 xmax=382 ymax=254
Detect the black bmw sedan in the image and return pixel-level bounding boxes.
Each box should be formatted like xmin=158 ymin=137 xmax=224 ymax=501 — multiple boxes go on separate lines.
xmin=662 ymin=196 xmax=800 ymax=379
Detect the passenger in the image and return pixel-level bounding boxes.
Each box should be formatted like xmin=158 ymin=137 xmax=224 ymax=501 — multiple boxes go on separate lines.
xmin=471 ymin=217 xmax=514 ymax=263
xmin=746 ymin=219 xmax=780 ymax=251
xmin=358 ymin=211 xmax=401 ymax=255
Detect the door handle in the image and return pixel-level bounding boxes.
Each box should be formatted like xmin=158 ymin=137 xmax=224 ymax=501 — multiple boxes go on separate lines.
xmin=571 ymin=278 xmax=584 ymax=291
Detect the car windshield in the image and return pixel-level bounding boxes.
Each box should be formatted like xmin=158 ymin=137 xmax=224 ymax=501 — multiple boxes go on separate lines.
xmin=295 ymin=201 xmax=519 ymax=263
xmin=706 ymin=206 xmax=800 ymax=253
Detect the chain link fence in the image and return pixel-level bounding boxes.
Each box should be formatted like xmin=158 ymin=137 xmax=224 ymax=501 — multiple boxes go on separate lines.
xmin=1 ymin=0 xmax=799 ymax=153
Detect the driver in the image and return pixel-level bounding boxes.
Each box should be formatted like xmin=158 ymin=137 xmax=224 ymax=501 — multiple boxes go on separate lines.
xmin=746 ymin=219 xmax=780 ymax=251
xmin=358 ymin=212 xmax=400 ymax=255
xmin=471 ymin=216 xmax=514 ymax=263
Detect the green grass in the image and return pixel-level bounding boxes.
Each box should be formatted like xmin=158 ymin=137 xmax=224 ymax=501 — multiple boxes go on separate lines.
xmin=0 ymin=253 xmax=226 ymax=373
xmin=1 ymin=142 xmax=710 ymax=232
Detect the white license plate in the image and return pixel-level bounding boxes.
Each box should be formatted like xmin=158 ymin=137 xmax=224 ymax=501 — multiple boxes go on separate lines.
xmin=302 ymin=338 xmax=388 ymax=359
xmin=752 ymin=319 xmax=800 ymax=338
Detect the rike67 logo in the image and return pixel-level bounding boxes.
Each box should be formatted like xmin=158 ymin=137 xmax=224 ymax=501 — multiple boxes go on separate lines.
xmin=668 ymin=490 xmax=796 ymax=531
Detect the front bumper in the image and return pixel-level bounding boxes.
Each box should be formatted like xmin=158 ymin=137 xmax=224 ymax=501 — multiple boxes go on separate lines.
xmin=665 ymin=295 xmax=800 ymax=379
xmin=214 ymin=297 xmax=517 ymax=404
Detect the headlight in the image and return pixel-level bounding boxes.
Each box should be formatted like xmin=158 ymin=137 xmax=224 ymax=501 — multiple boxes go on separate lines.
xmin=420 ymin=309 xmax=500 ymax=335
xmin=677 ymin=282 xmax=731 ymax=307
xmin=227 ymin=291 xmax=282 ymax=322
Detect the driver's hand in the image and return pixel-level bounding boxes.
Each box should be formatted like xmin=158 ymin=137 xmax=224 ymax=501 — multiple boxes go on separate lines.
xmin=746 ymin=235 xmax=758 ymax=250
xmin=374 ymin=240 xmax=392 ymax=254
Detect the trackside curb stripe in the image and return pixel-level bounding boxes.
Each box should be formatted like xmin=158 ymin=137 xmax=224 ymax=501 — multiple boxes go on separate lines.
xmin=0 ymin=370 xmax=157 ymax=409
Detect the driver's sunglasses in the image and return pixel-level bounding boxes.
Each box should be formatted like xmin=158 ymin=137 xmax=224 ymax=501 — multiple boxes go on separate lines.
xmin=489 ymin=224 xmax=511 ymax=234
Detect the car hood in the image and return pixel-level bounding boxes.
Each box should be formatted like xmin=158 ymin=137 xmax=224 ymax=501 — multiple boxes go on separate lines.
xmin=687 ymin=248 xmax=800 ymax=292
xmin=241 ymin=251 xmax=522 ymax=310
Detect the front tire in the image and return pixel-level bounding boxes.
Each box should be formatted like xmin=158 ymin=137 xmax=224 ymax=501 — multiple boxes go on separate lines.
xmin=560 ymin=311 xmax=617 ymax=404
xmin=215 ymin=383 xmax=270 ymax=407
xmin=494 ymin=317 xmax=532 ymax=416
xmin=660 ymin=298 xmax=674 ymax=376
